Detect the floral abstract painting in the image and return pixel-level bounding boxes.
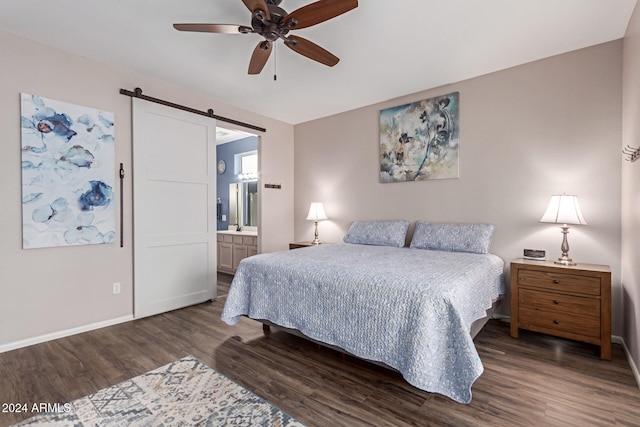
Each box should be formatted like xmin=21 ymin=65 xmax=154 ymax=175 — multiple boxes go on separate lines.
xmin=380 ymin=92 xmax=459 ymax=182
xmin=21 ymin=93 xmax=116 ymax=249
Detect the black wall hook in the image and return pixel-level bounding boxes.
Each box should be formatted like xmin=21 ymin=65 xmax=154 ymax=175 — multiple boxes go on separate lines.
xmin=623 ymin=145 xmax=640 ymax=162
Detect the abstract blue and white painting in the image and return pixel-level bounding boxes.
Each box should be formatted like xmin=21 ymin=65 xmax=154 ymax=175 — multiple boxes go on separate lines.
xmin=379 ymin=92 xmax=459 ymax=182
xmin=21 ymin=93 xmax=116 ymax=249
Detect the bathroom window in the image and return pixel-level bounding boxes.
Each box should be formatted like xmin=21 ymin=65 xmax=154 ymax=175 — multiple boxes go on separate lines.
xmin=235 ymin=150 xmax=258 ymax=180
xmin=241 ymin=153 xmax=257 ymax=175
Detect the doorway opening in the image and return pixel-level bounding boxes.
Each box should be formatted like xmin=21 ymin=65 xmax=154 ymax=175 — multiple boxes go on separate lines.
xmin=215 ymin=127 xmax=259 ymax=232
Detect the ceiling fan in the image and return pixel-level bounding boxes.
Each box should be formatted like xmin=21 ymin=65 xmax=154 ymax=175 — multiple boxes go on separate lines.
xmin=173 ymin=0 xmax=358 ymax=75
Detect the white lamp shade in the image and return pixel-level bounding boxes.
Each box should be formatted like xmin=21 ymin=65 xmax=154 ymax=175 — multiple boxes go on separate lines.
xmin=540 ymin=194 xmax=587 ymax=225
xmin=306 ymin=202 xmax=328 ymax=221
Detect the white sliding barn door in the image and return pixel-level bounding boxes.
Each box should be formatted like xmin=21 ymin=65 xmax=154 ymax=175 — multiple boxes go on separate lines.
xmin=132 ymin=98 xmax=216 ymax=318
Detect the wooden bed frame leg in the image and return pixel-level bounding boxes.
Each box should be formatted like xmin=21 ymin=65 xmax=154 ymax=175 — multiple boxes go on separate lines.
xmin=263 ymin=324 xmax=271 ymax=335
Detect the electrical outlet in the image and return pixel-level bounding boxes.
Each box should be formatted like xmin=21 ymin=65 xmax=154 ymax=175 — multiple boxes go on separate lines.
xmin=112 ymin=282 xmax=121 ymax=294
xmin=222 ymin=214 xmax=226 ymax=221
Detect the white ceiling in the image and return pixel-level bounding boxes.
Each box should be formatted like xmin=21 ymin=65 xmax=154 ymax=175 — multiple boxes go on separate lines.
xmin=1 ymin=0 xmax=637 ymax=125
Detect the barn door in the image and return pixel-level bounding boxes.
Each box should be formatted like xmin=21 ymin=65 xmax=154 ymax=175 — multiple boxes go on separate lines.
xmin=132 ymin=98 xmax=216 ymax=318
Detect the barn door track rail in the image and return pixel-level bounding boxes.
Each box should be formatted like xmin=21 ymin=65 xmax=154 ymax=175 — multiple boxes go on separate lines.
xmin=119 ymin=87 xmax=266 ymax=133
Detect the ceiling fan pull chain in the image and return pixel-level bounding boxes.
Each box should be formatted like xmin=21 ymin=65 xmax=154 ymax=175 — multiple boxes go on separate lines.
xmin=274 ymin=42 xmax=277 ymax=81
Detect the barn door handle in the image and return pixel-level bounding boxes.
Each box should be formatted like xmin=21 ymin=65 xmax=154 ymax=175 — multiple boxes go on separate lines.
xmin=119 ymin=163 xmax=124 ymax=248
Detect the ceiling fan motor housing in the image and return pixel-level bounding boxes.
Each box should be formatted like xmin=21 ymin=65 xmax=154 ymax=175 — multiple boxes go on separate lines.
xmin=252 ymin=5 xmax=297 ymax=41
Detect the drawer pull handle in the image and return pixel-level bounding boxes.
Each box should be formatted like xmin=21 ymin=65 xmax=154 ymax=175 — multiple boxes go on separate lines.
xmin=553 ymin=320 xmax=560 ymax=324
xmin=553 ymin=300 xmax=560 ymax=304
xmin=553 ymin=279 xmax=560 ymax=284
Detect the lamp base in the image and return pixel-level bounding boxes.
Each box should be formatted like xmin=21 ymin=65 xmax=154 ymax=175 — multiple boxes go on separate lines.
xmin=311 ymin=221 xmax=321 ymax=245
xmin=554 ymin=225 xmax=577 ymax=266
xmin=554 ymin=256 xmax=576 ymax=266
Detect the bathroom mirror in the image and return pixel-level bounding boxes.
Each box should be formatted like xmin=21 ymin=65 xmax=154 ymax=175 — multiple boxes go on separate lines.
xmin=229 ymin=181 xmax=258 ymax=229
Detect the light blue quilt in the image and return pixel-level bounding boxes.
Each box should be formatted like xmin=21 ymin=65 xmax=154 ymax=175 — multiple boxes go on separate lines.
xmin=221 ymin=243 xmax=505 ymax=403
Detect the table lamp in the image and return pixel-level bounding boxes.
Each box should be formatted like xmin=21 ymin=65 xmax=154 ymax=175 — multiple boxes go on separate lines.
xmin=539 ymin=194 xmax=587 ymax=266
xmin=306 ymin=202 xmax=328 ymax=245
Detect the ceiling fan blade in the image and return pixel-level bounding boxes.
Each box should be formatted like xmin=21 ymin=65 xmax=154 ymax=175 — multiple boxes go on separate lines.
xmin=248 ymin=41 xmax=272 ymax=74
xmin=173 ymin=23 xmax=245 ymax=34
xmin=284 ymin=0 xmax=358 ymax=30
xmin=242 ymin=0 xmax=271 ymax=21
xmin=284 ymin=36 xmax=339 ymax=67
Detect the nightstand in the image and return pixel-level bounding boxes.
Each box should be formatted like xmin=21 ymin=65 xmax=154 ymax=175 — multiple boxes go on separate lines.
xmin=510 ymin=258 xmax=611 ymax=360
xmin=289 ymin=241 xmax=325 ymax=249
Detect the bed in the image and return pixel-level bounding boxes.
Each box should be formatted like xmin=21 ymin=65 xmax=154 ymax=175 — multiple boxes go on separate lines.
xmin=221 ymin=221 xmax=505 ymax=404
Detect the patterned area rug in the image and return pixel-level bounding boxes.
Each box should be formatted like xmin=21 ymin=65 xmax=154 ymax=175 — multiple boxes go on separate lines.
xmin=14 ymin=355 xmax=305 ymax=426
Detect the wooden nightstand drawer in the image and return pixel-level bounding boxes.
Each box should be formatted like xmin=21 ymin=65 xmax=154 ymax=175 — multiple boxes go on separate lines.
xmin=518 ymin=306 xmax=601 ymax=339
xmin=518 ymin=269 xmax=601 ymax=296
xmin=518 ymin=289 xmax=601 ymax=318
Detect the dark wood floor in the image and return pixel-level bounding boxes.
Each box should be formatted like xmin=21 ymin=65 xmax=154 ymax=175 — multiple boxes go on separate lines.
xmin=1 ymin=273 xmax=639 ymax=427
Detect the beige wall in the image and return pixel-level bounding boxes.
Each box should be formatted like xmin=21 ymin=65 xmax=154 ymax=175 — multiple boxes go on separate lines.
xmin=294 ymin=41 xmax=623 ymax=334
xmin=622 ymin=3 xmax=640 ymax=377
xmin=0 ymin=30 xmax=294 ymax=350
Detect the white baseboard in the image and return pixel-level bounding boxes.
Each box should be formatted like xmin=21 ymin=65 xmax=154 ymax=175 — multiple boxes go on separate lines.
xmin=613 ymin=335 xmax=640 ymax=389
xmin=0 ymin=315 xmax=134 ymax=354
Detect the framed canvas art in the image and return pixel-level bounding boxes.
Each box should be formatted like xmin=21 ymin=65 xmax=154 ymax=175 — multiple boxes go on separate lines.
xmin=20 ymin=93 xmax=116 ymax=249
xmin=380 ymin=92 xmax=459 ymax=182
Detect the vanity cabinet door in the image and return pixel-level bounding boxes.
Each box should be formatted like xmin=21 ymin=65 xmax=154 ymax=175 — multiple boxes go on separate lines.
xmin=218 ymin=243 xmax=233 ymax=272
xmin=232 ymin=245 xmax=248 ymax=270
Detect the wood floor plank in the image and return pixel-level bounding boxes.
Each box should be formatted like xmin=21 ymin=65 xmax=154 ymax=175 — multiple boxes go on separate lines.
xmin=1 ymin=275 xmax=639 ymax=427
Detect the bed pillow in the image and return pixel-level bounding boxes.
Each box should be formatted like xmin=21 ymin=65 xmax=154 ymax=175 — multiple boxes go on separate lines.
xmin=409 ymin=221 xmax=495 ymax=254
xmin=343 ymin=220 xmax=410 ymax=248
